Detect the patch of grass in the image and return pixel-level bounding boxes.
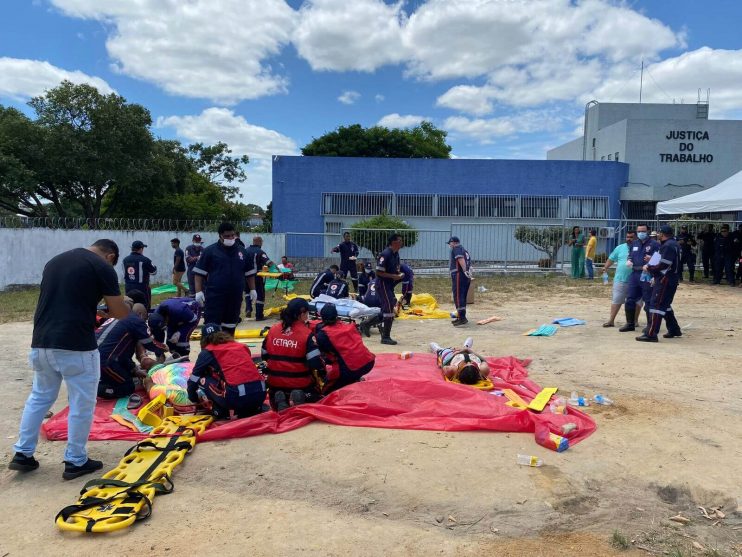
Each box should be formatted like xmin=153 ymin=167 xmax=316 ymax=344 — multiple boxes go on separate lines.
xmin=0 ymin=286 xmax=40 ymax=324
xmin=611 ymin=530 xmax=630 ymax=550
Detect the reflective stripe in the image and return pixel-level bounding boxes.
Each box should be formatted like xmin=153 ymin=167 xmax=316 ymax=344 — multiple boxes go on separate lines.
xmin=137 ymin=337 xmax=154 ymax=345
xmin=221 ymin=322 xmax=237 ymax=328
xmin=193 ymin=267 xmax=208 ymax=276
xmin=245 ymin=268 xmax=257 ymax=276
xmin=238 ymin=384 xmax=246 ymax=396
xmin=306 ymin=349 xmax=321 ymax=360
xmin=176 ymin=341 xmax=190 ymax=347
xmin=96 ymin=320 xmax=119 ymax=347
xmin=649 ymin=309 xmax=666 ymax=316
xmin=188 ymin=374 xmax=199 ymax=383
xmin=660 ymin=258 xmax=672 ymax=264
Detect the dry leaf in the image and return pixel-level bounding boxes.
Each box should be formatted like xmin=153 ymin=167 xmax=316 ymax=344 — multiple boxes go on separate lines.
xmin=669 ymin=515 xmax=690 ymax=524
xmin=692 ymin=541 xmax=705 ymax=550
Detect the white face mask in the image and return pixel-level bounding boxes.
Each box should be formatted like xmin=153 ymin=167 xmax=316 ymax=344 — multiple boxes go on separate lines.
xmin=222 ymin=238 xmax=236 ymax=247
xmin=193 ymin=242 xmax=202 ymax=247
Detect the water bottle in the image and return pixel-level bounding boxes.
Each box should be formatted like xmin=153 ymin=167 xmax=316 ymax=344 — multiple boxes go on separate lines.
xmin=640 ymin=271 xmax=651 ymax=282
xmin=602 ymin=272 xmax=609 ymax=285
xmin=517 ymin=454 xmax=543 ymax=467
xmin=568 ymin=391 xmax=589 ymax=407
xmin=593 ymin=394 xmax=613 ymax=405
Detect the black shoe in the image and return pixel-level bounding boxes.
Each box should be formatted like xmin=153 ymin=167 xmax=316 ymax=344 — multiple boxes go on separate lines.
xmin=452 ymin=318 xmax=469 ymax=327
xmin=602 ymin=322 xmax=614 ymax=328
xmin=8 ymin=452 xmax=39 ymax=472
xmin=380 ymin=337 xmax=398 ymax=345
xmin=359 ymin=321 xmax=371 ymax=338
xmin=663 ymin=332 xmax=682 ymax=339
xmin=274 ymin=391 xmax=289 ymax=412
xmin=618 ymin=323 xmax=635 ymax=332
xmin=245 ymin=312 xmax=252 ymax=319
xmin=63 ymin=458 xmax=103 ymax=480
xmin=255 ymin=317 xmax=266 ymax=322
xmin=289 ymin=390 xmax=307 ymax=406
xmin=635 ymin=334 xmax=658 ymax=343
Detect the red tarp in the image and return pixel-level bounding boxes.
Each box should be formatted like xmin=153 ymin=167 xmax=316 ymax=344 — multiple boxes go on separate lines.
xmin=43 ymin=353 xmax=596 ymax=450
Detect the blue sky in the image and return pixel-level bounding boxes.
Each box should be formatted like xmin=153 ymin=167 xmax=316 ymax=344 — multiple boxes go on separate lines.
xmin=2 ymin=0 xmax=742 ymax=209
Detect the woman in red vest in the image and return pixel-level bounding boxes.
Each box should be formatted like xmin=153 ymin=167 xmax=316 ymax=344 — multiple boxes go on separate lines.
xmin=315 ymin=304 xmax=375 ymax=394
xmin=261 ymin=298 xmax=325 ymax=411
xmin=187 ymin=323 xmax=266 ymax=419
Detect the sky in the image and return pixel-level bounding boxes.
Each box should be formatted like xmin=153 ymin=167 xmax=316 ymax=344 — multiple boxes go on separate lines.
xmin=2 ymin=0 xmax=742 ymax=209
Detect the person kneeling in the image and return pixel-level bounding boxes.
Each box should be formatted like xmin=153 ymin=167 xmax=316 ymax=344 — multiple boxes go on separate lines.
xmin=430 ymin=337 xmax=490 ymax=385
xmin=262 ymin=298 xmax=325 ymax=411
xmin=315 ymin=304 xmax=375 ymax=394
xmin=187 ymin=323 xmax=266 ymax=420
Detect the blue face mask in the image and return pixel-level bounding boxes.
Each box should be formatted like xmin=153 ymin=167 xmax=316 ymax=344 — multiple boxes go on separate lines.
xmin=637 ymin=232 xmax=648 ymax=240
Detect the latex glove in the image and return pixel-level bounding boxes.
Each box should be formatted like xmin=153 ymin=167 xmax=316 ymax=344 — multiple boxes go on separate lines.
xmin=168 ymin=331 xmax=181 ymax=344
xmin=195 ymin=291 xmax=205 ymax=305
xmin=249 ymin=289 xmax=258 ymax=302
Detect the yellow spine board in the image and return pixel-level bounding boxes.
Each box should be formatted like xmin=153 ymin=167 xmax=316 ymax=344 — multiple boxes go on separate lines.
xmin=444 ymin=375 xmax=495 ymax=391
xmin=55 ymin=415 xmax=213 ymax=533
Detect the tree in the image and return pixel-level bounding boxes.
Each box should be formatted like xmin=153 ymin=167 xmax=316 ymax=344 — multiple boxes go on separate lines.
xmin=349 ymin=214 xmax=418 ymax=257
xmin=301 ymin=122 xmax=451 ymax=158
xmin=187 ymin=142 xmax=249 ymax=199
xmin=514 ymin=226 xmax=567 ymax=267
xmin=255 ymin=201 xmax=272 ymax=232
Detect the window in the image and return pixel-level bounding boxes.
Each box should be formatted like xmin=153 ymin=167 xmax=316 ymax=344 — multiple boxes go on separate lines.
xmin=607 ymin=154 xmax=612 ymax=161
xmin=479 ymin=195 xmax=517 ymax=218
xmin=322 ymin=192 xmax=393 ymax=215
xmin=397 ymin=194 xmax=434 ymax=217
xmin=325 ymin=221 xmax=342 ymax=233
xmin=438 ymin=195 xmax=476 ymax=217
xmin=568 ymin=196 xmax=609 ymax=219
xmin=521 ymin=196 xmax=560 ymax=219
xmin=615 ymin=152 xmax=620 ymax=162
xmin=623 ymin=201 xmax=657 ymax=220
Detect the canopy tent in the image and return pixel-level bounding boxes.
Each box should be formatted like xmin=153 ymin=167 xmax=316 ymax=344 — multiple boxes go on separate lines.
xmin=656 ymin=170 xmax=742 ymax=215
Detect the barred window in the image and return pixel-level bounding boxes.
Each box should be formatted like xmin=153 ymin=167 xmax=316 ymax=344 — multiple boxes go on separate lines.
xmin=325 ymin=221 xmax=342 ymax=233
xmin=322 ymin=192 xmax=393 ymax=216
xmin=438 ymin=194 xmax=476 ymax=217
xmin=521 ymin=196 xmax=560 ymax=219
xmin=568 ymin=196 xmax=608 ymax=219
xmin=479 ymin=195 xmax=517 ymax=218
xmin=623 ymin=201 xmax=657 ymax=221
xmin=397 ymin=194 xmax=434 ymax=217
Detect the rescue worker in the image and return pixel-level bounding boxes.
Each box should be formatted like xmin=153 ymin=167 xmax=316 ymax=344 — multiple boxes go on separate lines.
xmin=332 ymin=232 xmax=360 ymax=292
xmin=429 ymin=337 xmax=491 ymax=384
xmin=148 ymin=297 xmax=202 ymax=357
xmin=310 ymin=265 xmax=339 ymax=298
xmin=357 ymin=261 xmax=375 ymax=298
xmin=697 ymin=224 xmax=715 ymax=279
xmin=96 ymin=303 xmax=167 ymax=399
xmin=171 ymin=238 xmax=187 ymax=297
xmin=325 ymin=271 xmax=350 ymax=299
xmin=636 ymin=225 xmax=682 ymax=342
xmin=315 ymin=304 xmax=375 ymax=394
xmin=619 ymin=224 xmax=660 ymax=332
xmin=193 ymin=222 xmax=257 ymax=337
xmin=398 ymin=263 xmax=414 ymax=307
xmin=358 ymin=277 xmax=383 ymax=337
xmin=261 ymin=298 xmax=325 ymax=411
xmin=245 ymin=236 xmax=273 ymax=321
xmin=713 ymin=224 xmax=736 ymax=286
xmin=122 ymin=240 xmax=157 ymax=310
xmin=448 ymin=236 xmax=472 ymax=327
xmin=677 ymin=225 xmax=696 ymax=283
xmin=187 ymin=323 xmax=266 ymax=419
xmin=185 ymin=234 xmax=205 ymax=295
xmin=376 ymin=233 xmax=404 ymax=345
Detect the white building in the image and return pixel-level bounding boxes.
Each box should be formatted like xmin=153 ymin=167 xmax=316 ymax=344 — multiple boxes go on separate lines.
xmin=548 ymin=101 xmax=742 ymax=219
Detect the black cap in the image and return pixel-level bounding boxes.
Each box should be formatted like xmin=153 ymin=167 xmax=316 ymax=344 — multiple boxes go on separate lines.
xmin=287 ymin=298 xmax=310 ymax=314
xmin=170 ymin=237 xmax=180 ymax=243
xmin=659 ymin=225 xmax=674 ymax=236
xmin=131 ymin=240 xmax=147 ymax=250
xmin=320 ymin=304 xmax=338 ymax=323
xmin=447 ymin=236 xmax=460 ymax=243
xmin=201 ymin=323 xmax=221 ymax=337
xmin=193 ymin=234 xmax=202 ymax=241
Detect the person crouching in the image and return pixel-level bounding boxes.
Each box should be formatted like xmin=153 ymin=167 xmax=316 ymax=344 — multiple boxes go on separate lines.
xmin=315 ymin=304 xmax=375 ymax=394
xmin=187 ymin=323 xmax=266 ymax=419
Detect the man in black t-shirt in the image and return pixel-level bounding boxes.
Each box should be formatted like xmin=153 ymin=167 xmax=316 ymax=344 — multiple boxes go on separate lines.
xmin=171 ymin=238 xmax=187 ymax=297
xmin=10 ymin=240 xmax=129 ymax=480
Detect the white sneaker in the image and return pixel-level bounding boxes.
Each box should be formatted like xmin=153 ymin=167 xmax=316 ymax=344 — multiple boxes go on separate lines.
xmin=429 ymin=342 xmax=442 ymax=353
xmin=463 ymin=337 xmax=473 ymax=349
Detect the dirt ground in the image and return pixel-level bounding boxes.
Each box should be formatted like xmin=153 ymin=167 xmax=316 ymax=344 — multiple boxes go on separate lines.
xmin=1 ymin=280 xmax=741 ymax=557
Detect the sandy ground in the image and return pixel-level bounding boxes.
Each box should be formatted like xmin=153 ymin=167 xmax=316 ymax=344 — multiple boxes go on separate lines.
xmin=1 ymin=281 xmax=741 ymax=557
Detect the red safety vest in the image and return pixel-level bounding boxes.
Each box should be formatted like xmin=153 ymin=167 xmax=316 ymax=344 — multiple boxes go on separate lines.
xmin=205 ymin=342 xmax=262 ymax=385
xmin=263 ymin=322 xmax=315 ymax=390
xmin=317 ymin=322 xmax=375 ymax=372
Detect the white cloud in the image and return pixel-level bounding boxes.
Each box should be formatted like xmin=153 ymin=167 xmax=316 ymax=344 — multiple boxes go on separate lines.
xmin=375 ymin=94 xmax=385 ymax=102
xmin=444 ymin=110 xmax=566 ymax=144
xmin=337 ymin=90 xmax=360 ymax=105
xmin=377 ymin=113 xmax=427 ymax=128
xmin=50 ymin=0 xmax=297 ymax=104
xmin=157 ymin=108 xmax=298 ymax=208
xmin=436 ymin=85 xmax=495 ymax=116
xmin=0 ymin=57 xmax=115 ymax=101
xmin=293 ymin=0 xmax=407 ymax=71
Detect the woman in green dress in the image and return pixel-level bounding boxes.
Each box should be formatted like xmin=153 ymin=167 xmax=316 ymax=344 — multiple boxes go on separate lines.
xmin=569 ymin=226 xmax=585 ymax=278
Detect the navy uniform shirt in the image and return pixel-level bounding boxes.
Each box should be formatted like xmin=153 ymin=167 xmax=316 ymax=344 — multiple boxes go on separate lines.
xmin=332 ymin=240 xmax=359 ymax=266
xmin=449 ymin=245 xmax=471 ymax=274
xmin=173 ymin=247 xmax=186 ymax=272
xmin=185 ymin=244 xmax=204 ymax=269
xmin=628 ymin=238 xmax=660 ymax=269
xmin=123 ymin=252 xmax=157 ymax=287
xmin=713 ymin=233 xmax=736 ymax=257
xmin=310 ymin=269 xmax=335 ymax=298
xmin=647 ymin=238 xmax=680 ymax=278
xmin=96 ymin=312 xmax=165 ymax=363
xmin=193 ymin=242 xmax=256 ymax=297
xmin=326 ymin=278 xmax=350 ymax=299
xmin=247 ymin=244 xmax=271 ymax=273
xmin=376 ymin=247 xmax=400 ymax=286
xmin=358 ymin=268 xmax=375 ymax=297
xmin=360 ymin=278 xmax=381 ymax=307
xmin=154 ymin=297 xmax=200 ymax=328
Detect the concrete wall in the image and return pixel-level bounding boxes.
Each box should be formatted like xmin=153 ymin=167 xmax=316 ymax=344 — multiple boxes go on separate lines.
xmin=0 ymin=229 xmax=285 ymax=290
xmin=546 ymin=137 xmax=583 ymax=160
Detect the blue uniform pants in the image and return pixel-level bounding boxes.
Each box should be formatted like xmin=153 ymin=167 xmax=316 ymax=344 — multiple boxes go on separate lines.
xmin=377 ymin=279 xmax=396 ymax=319
xmin=647 ymin=275 xmax=680 ymax=338
xmin=713 ymin=255 xmax=736 ymax=285
xmin=451 ymin=271 xmax=471 ymax=319
xmin=186 ymin=265 xmax=197 ymax=295
xmin=204 ymin=290 xmax=242 ymax=332
xmin=245 ymin=276 xmax=266 ymax=319
xmin=341 ymin=263 xmax=358 ymax=292
xmin=624 ymin=270 xmax=652 ymax=322
xmin=200 ymin=376 xmax=266 ymax=419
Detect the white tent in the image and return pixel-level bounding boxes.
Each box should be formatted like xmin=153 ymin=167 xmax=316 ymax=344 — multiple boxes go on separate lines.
xmin=656 ymin=170 xmax=742 ymax=215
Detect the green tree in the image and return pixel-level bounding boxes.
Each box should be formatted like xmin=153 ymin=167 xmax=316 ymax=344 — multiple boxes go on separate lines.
xmin=256 ymin=201 xmax=272 ymax=232
xmin=349 ymin=214 xmax=418 ymax=257
xmin=302 ymin=122 xmax=451 ymax=158
xmin=514 ymin=225 xmax=567 ymax=267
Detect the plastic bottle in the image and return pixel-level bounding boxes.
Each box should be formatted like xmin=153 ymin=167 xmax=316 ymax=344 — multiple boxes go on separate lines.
xmin=548 ymin=396 xmax=567 ymax=414
xmin=592 ymin=394 xmax=614 ymax=406
xmin=568 ymin=391 xmax=589 ymax=407
xmin=640 ymin=270 xmax=651 ymax=282
xmin=602 ymin=272 xmax=609 ymax=285
xmin=463 ymin=337 xmax=474 ymax=349
xmin=399 ymin=351 xmax=413 ymax=360
xmin=517 ymin=454 xmax=543 ymax=467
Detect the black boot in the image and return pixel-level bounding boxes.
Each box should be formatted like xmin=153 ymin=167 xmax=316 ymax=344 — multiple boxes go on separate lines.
xmin=618 ymin=307 xmax=635 ymax=332
xmin=380 ymin=318 xmax=397 ymax=345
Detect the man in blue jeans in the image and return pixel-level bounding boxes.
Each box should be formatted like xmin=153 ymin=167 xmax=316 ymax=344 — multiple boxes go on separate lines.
xmin=9 ymin=239 xmax=129 ymax=480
